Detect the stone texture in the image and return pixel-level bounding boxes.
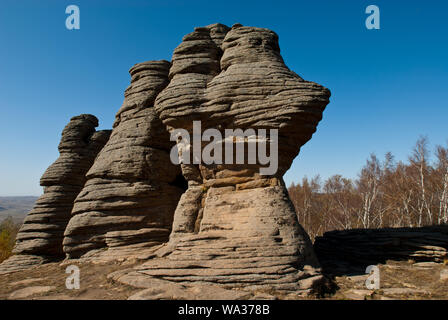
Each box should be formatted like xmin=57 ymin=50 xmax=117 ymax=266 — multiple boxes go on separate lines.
xmin=128 ymin=285 xmax=250 ymax=300
xmin=10 ymin=278 xmax=45 ymax=287
xmin=342 ymin=289 xmax=374 ymax=300
xmin=3 ymin=23 xmax=332 ymax=296
xmin=0 ymin=115 xmax=110 ymax=274
xmin=116 ymin=23 xmax=331 ymax=293
xmin=112 ymin=274 xmax=252 ymax=300
xmin=314 ymin=225 xmax=448 ymax=274
xmin=8 ymin=286 xmax=55 ymax=299
xmin=381 ymin=287 xmax=430 ymax=296
xmin=63 ymin=61 xmax=186 ymax=259
xmin=0 ymin=255 xmax=48 ymax=275
xmin=440 ymin=268 xmax=448 ymax=281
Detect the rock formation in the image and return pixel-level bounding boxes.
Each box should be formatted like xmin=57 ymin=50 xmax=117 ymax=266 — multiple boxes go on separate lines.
xmin=0 ymin=115 xmax=110 ymax=274
xmin=2 ymin=23 xmax=332 ymax=296
xmin=112 ymin=23 xmax=331 ymax=294
xmin=314 ymin=226 xmax=448 ymax=275
xmin=62 ymin=61 xmax=186 ymax=259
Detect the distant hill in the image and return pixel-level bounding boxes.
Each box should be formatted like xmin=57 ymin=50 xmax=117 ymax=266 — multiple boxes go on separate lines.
xmin=0 ymin=196 xmax=38 ymax=224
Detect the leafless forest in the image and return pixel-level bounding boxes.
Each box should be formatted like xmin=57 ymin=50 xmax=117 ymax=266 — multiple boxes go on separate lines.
xmin=288 ymin=137 xmax=448 ymax=240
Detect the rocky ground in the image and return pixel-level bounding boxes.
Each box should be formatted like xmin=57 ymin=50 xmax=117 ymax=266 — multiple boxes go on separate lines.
xmin=0 ymin=260 xmax=140 ymax=300
xmin=327 ymin=260 xmax=448 ymax=300
xmin=1 ymin=259 xmax=447 ymax=300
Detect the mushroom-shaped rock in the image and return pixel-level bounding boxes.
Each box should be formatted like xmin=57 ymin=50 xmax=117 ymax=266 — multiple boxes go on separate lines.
xmin=121 ymin=24 xmax=331 ymax=293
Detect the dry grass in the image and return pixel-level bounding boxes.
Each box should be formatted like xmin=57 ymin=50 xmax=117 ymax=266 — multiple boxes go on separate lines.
xmin=0 ymin=217 xmax=21 ymax=263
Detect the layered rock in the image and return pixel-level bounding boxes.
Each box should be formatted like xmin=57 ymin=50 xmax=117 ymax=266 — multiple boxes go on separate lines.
xmin=63 ymin=61 xmax=186 ymax=259
xmin=113 ymin=23 xmax=331 ymax=293
xmin=314 ymin=226 xmax=448 ymax=275
xmin=2 ymin=23 xmax=332 ymax=295
xmin=0 ymin=115 xmax=110 ymax=274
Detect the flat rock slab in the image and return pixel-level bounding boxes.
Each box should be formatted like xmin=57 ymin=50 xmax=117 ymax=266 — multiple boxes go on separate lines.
xmin=250 ymin=293 xmax=277 ymax=300
xmin=440 ymin=268 xmax=448 ymax=281
xmin=128 ymin=282 xmax=251 ymax=300
xmin=343 ymin=289 xmax=374 ymax=300
xmin=32 ymin=294 xmax=73 ymax=300
xmin=110 ymin=271 xmax=251 ymax=300
xmin=413 ymin=262 xmax=440 ymax=268
xmin=380 ymin=287 xmax=430 ymax=296
xmin=9 ymin=278 xmax=45 ymax=287
xmin=346 ymin=274 xmax=369 ymax=283
xmin=9 ymin=286 xmax=55 ymax=299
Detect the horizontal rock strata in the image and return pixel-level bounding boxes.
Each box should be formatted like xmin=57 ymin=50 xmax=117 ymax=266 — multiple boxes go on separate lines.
xmin=4 ymin=24 xmax=332 ymax=296
xmin=63 ymin=61 xmax=186 ymax=259
xmin=117 ymin=23 xmax=331 ymax=293
xmin=0 ymin=115 xmax=110 ymax=274
xmin=314 ymin=226 xmax=448 ymax=274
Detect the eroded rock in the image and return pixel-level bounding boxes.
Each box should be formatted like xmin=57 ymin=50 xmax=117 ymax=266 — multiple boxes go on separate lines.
xmin=0 ymin=115 xmax=110 ymax=274
xmin=118 ymin=23 xmax=331 ymax=294
xmin=5 ymin=24 xmax=331 ymax=296
xmin=63 ymin=61 xmax=186 ymax=259
xmin=8 ymin=286 xmax=55 ymax=300
xmin=314 ymin=225 xmax=448 ymax=275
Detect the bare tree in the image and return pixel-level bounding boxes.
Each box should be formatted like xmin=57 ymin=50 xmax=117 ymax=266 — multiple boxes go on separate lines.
xmin=287 ymin=136 xmax=448 ymax=239
xmin=357 ymin=154 xmax=384 ymax=228
xmin=409 ymin=136 xmax=432 ymax=226
xmin=435 ymin=144 xmax=448 ymax=224
xmin=289 ymin=176 xmax=323 ymax=240
xmin=324 ymin=175 xmax=358 ymax=230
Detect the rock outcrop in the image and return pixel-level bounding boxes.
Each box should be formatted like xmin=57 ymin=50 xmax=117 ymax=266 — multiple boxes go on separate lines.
xmin=0 ymin=115 xmax=110 ymax=274
xmin=314 ymin=226 xmax=448 ymax=275
xmin=62 ymin=61 xmax=186 ymax=259
xmin=3 ymin=23 xmax=332 ymax=296
xmin=112 ymin=23 xmax=331 ymax=294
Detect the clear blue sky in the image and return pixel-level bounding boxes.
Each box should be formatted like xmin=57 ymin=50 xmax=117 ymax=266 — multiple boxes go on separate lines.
xmin=0 ymin=0 xmax=447 ymax=196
